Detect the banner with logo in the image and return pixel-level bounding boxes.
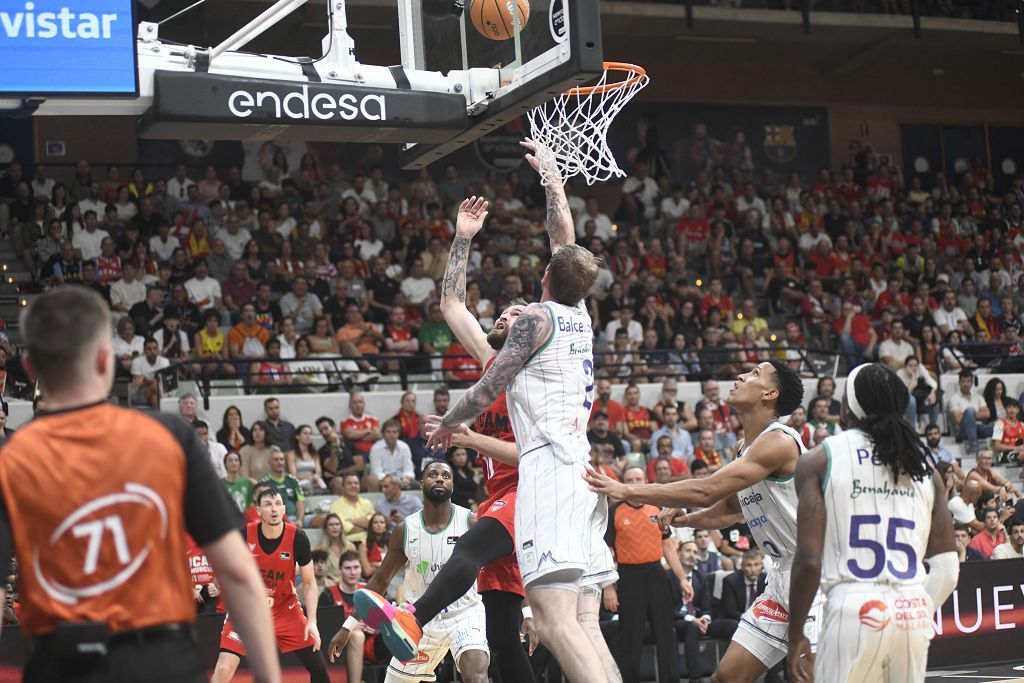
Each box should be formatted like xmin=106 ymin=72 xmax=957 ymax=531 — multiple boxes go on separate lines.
xmin=0 ymin=0 xmax=137 ymax=94
xmin=930 ymin=557 xmax=1024 ymax=668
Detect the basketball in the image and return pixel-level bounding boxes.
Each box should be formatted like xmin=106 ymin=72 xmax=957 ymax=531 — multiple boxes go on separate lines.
xmin=470 ymin=0 xmax=530 ymax=41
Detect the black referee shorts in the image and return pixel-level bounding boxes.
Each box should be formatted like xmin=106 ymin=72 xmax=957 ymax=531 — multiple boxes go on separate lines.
xmin=25 ymin=628 xmax=205 ymax=683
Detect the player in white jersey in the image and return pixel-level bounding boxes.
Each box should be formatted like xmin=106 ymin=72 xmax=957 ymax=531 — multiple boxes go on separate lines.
xmin=587 ymin=359 xmax=821 ymax=683
xmin=326 ymin=462 xmax=489 ymax=683
xmin=786 ymin=363 xmax=958 ymax=683
xmin=426 ymin=140 xmax=616 ymax=683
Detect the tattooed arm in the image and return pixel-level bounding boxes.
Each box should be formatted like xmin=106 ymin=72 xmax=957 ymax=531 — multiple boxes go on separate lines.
xmin=521 ymin=138 xmax=575 ymax=252
xmin=440 ymin=196 xmax=494 ymax=365
xmin=426 ymin=303 xmax=553 ymax=448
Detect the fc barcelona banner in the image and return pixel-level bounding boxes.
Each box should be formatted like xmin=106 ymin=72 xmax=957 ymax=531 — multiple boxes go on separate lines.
xmin=604 ymin=102 xmax=830 ymax=183
xmin=930 ymin=557 xmax=1024 ymax=668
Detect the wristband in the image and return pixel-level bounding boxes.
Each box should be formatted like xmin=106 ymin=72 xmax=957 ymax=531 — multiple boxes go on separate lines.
xmin=343 ymin=615 xmax=359 ymax=630
xmin=522 ymin=606 xmax=533 ymax=620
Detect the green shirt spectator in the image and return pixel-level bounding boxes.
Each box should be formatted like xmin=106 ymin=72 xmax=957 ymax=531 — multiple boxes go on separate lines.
xmin=260 ymin=447 xmax=305 ymax=522
xmin=418 ymin=302 xmax=454 ymax=354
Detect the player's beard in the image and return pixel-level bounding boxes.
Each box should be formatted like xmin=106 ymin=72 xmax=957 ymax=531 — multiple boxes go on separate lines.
xmin=486 ymin=326 xmax=509 ymax=351
xmin=424 ymin=486 xmax=453 ymax=503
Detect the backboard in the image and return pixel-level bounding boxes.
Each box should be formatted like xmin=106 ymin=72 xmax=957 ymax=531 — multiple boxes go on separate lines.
xmin=398 ymin=0 xmax=604 ymax=169
xmin=0 ymin=0 xmax=602 ymax=169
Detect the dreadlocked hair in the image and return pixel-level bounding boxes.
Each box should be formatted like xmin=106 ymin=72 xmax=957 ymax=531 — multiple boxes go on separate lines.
xmin=851 ymin=364 xmax=933 ymax=483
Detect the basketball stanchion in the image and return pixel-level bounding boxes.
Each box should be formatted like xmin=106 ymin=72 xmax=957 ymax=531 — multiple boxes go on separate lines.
xmin=527 ymin=61 xmax=649 ymax=186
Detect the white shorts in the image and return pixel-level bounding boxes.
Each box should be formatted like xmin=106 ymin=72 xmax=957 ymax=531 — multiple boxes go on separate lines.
xmin=385 ymin=602 xmax=489 ymax=682
xmin=733 ymin=565 xmax=823 ymax=668
xmin=816 ymin=583 xmax=933 ymax=683
xmin=515 ymin=445 xmax=601 ymax=588
xmin=580 ymin=493 xmax=617 ymax=589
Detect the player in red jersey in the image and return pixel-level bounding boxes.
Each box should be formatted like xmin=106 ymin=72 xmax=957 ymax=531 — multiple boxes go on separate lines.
xmin=211 ymin=490 xmax=329 ymax=683
xmin=364 ymin=196 xmax=536 ymax=681
xmin=318 ymin=550 xmax=388 ymax=683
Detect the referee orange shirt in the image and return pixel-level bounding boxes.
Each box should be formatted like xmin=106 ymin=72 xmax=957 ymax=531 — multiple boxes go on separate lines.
xmin=0 ymin=402 xmax=241 ymax=636
xmin=606 ymin=501 xmax=668 ymax=565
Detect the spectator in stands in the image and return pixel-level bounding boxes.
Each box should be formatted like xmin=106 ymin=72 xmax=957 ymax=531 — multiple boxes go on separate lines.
xmin=228 ymin=303 xmax=270 ymax=364
xmin=969 ymin=508 xmax=1007 ymax=560
xmin=316 ymin=416 xmax=364 ymax=495
xmin=947 ymin=368 xmax=993 ymax=455
xmin=965 ymin=450 xmax=1022 ymax=499
xmin=835 ymin=298 xmax=876 ymax=372
xmin=812 ymin=377 xmax=841 ymax=423
xmin=194 ymin=309 xmax=233 ymax=380
xmin=262 ymin=396 xmax=296 ymax=451
xmin=648 ymin=403 xmax=694 ymax=458
xmin=620 ymin=384 xmax=654 ymax=452
xmin=260 ymin=446 xmax=305 ymax=524
xmin=993 ymin=398 xmax=1024 ymax=464
xmin=367 ymin=419 xmax=415 ymax=491
xmin=604 ymin=467 xmax=681 ymax=683
xmin=110 ymin=261 xmax=146 ymax=314
xmin=924 ymin=423 xmax=959 ymax=469
xmin=786 ymin=405 xmax=812 ymax=449
xmin=184 ymin=258 xmax=222 ymax=312
xmin=216 ymin=405 xmax=250 ymax=453
xmin=896 ymin=355 xmax=939 ymax=430
xmin=588 ymin=410 xmax=627 ymax=474
xmin=330 ymin=473 xmax=374 ymax=543
xmin=341 ymin=393 xmax=382 ymax=487
xmin=374 ymin=474 xmax=423 ymax=530
xmin=153 ymin=307 xmax=191 ymax=369
xmin=673 ymin=539 xmax=734 ymax=682
xmin=878 ymin=320 xmax=916 ymax=370
xmin=382 ymin=307 xmax=419 ymax=373
xmin=249 ymin=337 xmax=291 ymax=390
xmin=604 ymin=303 xmax=643 ymax=351
xmin=719 ymin=549 xmax=766 ymax=631
xmin=698 ymin=379 xmax=738 ymax=453
xmin=400 ymin=258 xmax=436 ymax=306
xmin=177 ymin=392 xmax=200 ymax=425
xmin=359 ymin=513 xmax=390 ymax=579
xmin=808 ymin=398 xmax=842 ymax=438
xmin=991 ymin=519 xmax=1024 ymax=560
xmin=240 ymin=420 xmax=273 ymax=481
xmin=287 ymin=425 xmax=327 ymax=495
xmin=692 ymin=428 xmax=724 ymax=472
xmin=934 ymin=289 xmax=969 ymax=338
xmin=694 ymin=528 xmax=733 ymax=574
xmin=954 ymin=525 xmax=986 ymax=563
xmin=602 ymin=328 xmax=642 ymax=384
xmin=279 ymin=274 xmax=323 ymax=334
xmin=130 ymin=337 xmax=169 ymax=409
xmin=391 ymin=392 xmax=429 ymax=474
xmin=113 ymin=316 xmax=145 ymax=377
xmin=315 ymin=514 xmax=356 ymax=587
xmin=418 ymin=301 xmax=454 ymax=360
xmin=646 ymin=438 xmax=690 ymax=482
xmin=447 ymin=447 xmax=479 ymax=509
xmin=222 ymin=451 xmax=253 ymax=513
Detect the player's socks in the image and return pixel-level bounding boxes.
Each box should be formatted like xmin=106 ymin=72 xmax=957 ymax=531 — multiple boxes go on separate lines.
xmin=354 ymin=588 xmax=423 ymax=662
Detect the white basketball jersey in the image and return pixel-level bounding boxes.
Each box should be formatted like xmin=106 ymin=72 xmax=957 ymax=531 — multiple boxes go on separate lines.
xmin=820 ymin=429 xmax=934 ymax=592
xmin=506 ymin=301 xmax=594 ymax=464
xmin=735 ymin=421 xmax=805 ymax=572
xmin=403 ymin=505 xmax=481 ymax=614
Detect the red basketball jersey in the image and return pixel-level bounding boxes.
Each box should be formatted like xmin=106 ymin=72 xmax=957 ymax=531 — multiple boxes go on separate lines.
xmin=246 ymin=522 xmax=299 ymax=609
xmin=475 ymin=357 xmax=518 ymax=499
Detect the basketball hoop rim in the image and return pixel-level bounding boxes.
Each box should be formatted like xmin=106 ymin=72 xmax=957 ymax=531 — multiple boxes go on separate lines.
xmin=566 ymin=61 xmax=647 ymax=97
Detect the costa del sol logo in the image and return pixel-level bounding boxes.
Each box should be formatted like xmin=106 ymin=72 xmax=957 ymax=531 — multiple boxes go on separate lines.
xmin=858 ymin=600 xmax=891 ymax=631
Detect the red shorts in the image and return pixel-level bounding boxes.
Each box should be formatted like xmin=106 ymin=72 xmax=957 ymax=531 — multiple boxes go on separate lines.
xmin=363 ymin=632 xmax=386 ymax=664
xmin=476 ymin=487 xmax=524 ymax=597
xmin=220 ymin=599 xmax=314 ymax=656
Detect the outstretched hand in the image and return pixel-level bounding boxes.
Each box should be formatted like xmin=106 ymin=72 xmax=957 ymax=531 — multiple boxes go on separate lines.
xmin=520 ymin=137 xmax=558 ymax=177
xmin=425 ymin=414 xmax=473 ymax=449
xmin=327 ymin=627 xmax=350 ymax=663
xmin=455 ymin=196 xmax=489 ymax=239
xmin=584 ymin=465 xmax=629 ymax=500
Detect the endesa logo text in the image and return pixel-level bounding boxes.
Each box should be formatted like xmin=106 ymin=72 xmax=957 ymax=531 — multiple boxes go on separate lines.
xmin=227 ymin=84 xmax=387 ymax=122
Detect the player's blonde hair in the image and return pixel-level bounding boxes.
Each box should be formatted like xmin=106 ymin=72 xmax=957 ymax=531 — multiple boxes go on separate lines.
xmin=547 ymin=244 xmax=602 ymax=306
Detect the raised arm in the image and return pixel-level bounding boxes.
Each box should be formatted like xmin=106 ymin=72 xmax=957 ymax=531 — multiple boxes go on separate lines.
xmin=588 ymin=430 xmax=797 ymax=508
xmin=440 ymin=197 xmax=494 ymax=366
xmin=786 ymin=445 xmax=828 ymax=683
xmin=522 ymin=138 xmax=574 ymax=252
xmin=427 ymin=302 xmax=553 ymax=448
xmin=424 ymin=414 xmax=521 ymax=467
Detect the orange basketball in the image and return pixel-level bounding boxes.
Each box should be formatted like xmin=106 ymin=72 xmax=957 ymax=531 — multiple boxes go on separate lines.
xmin=470 ymin=0 xmax=530 ymax=41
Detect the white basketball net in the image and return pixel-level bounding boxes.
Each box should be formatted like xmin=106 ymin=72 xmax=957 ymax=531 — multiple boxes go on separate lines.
xmin=527 ymin=63 xmax=649 ymax=186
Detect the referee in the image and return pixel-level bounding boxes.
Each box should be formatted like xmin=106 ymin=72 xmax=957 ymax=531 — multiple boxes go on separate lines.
xmin=604 ymin=466 xmax=681 ymax=683
xmin=0 ymin=288 xmax=280 ymax=683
